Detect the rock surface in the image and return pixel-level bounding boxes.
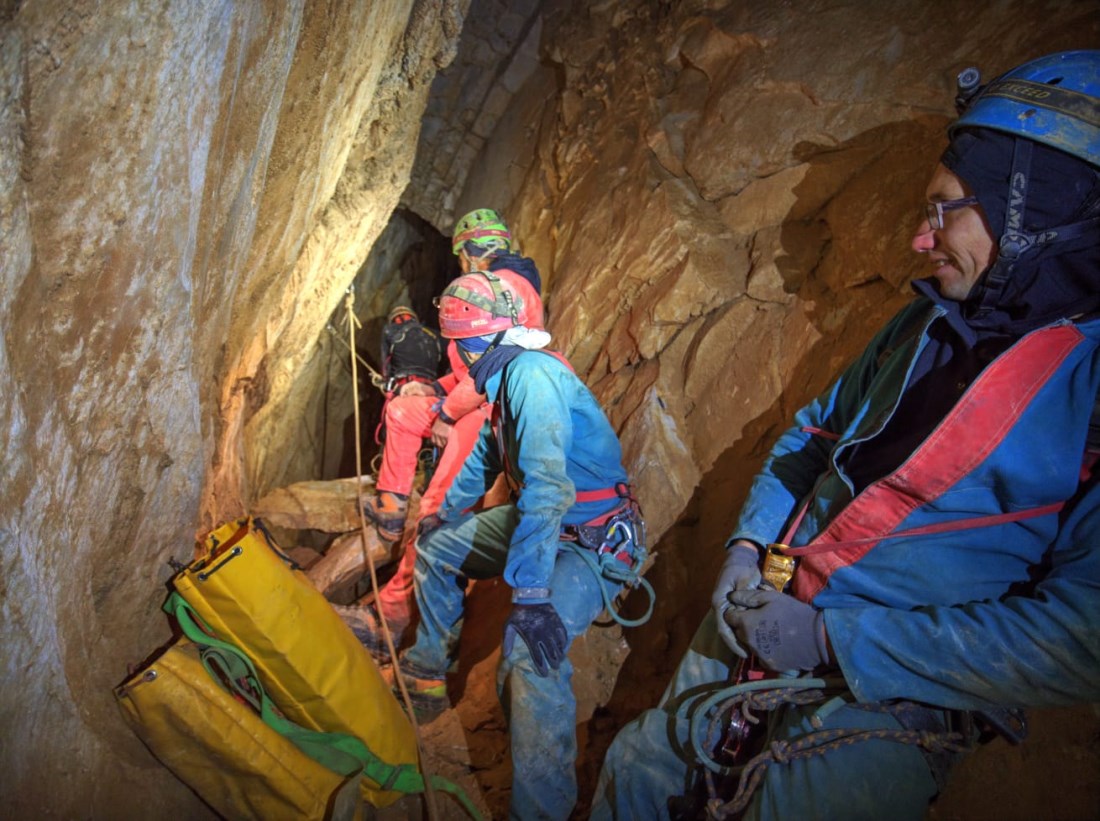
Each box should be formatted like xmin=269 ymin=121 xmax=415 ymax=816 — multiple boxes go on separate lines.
xmin=438 ymin=0 xmax=1100 ymax=817
xmin=2 ymin=0 xmax=1099 ymax=817
xmin=1 ymin=2 xmax=466 ymax=816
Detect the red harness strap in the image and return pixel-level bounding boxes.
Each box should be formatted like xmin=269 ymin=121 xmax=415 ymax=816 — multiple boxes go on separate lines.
xmin=575 ymin=487 xmax=621 ymax=502
xmin=779 ymin=323 xmax=1085 ymax=602
xmin=780 ymin=501 xmax=1066 ymax=558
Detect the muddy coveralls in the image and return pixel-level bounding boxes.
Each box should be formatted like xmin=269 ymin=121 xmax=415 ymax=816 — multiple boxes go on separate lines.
xmin=404 ymin=350 xmax=635 ymax=820
xmin=374 ymin=341 xmax=491 ymax=626
xmin=592 ymin=297 xmax=1100 ymax=820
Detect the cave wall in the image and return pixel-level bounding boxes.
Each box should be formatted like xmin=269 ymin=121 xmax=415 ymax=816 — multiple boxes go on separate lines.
xmin=3 ymin=0 xmax=1099 ymax=817
xmin=0 ymin=2 xmax=466 ymax=815
xmin=451 ymin=0 xmax=1100 ymax=643
xmin=445 ymin=0 xmax=1100 ymax=814
xmin=456 ymin=0 xmax=1100 ymax=542
xmin=319 ymin=208 xmax=456 ymax=482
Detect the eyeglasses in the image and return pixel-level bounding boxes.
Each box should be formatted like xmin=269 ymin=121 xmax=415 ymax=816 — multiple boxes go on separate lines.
xmin=924 ymin=196 xmax=979 ymax=230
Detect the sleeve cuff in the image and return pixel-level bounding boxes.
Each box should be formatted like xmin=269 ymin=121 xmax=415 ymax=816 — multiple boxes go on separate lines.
xmin=512 ymin=586 xmax=551 ymax=603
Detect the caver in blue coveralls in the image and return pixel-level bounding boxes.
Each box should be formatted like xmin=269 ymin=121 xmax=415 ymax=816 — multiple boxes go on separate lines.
xmin=592 ymin=297 xmax=1100 ymax=820
xmin=402 ymin=350 xmax=632 ymax=820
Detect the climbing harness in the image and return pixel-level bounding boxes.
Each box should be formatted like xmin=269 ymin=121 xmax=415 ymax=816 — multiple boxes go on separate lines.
xmin=488 ymin=350 xmax=656 ymax=627
xmin=762 ymin=412 xmax=1100 ymax=592
xmin=560 ymin=483 xmax=656 ymax=627
xmin=688 ymin=400 xmax=1087 ymax=816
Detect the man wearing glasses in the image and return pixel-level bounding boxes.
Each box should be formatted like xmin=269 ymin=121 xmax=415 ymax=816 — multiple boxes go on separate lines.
xmin=592 ymin=50 xmax=1100 ymax=820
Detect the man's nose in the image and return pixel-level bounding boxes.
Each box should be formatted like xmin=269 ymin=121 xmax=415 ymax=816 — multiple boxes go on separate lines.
xmin=911 ymin=219 xmax=935 ymax=253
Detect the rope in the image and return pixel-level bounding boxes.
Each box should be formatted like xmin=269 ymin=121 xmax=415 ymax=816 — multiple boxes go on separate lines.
xmin=560 ymin=540 xmax=655 ymax=627
xmin=687 ymin=676 xmax=967 ymax=821
xmin=343 ymin=291 xmax=445 ymax=821
xmin=689 ymin=677 xmax=841 ymax=775
xmin=706 ymin=725 xmax=967 ymax=819
xmin=326 ymin=322 xmax=385 ymax=389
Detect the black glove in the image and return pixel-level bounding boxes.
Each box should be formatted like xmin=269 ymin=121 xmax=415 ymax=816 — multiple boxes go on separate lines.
xmin=712 ymin=544 xmax=763 ymax=658
xmin=726 ymin=588 xmax=831 ymax=673
xmin=502 ymin=601 xmax=568 ymax=677
xmin=416 ymin=513 xmax=445 ymax=540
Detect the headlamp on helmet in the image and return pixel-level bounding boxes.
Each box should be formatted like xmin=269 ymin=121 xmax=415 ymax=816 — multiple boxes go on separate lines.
xmin=949 ymin=50 xmax=1100 ymax=168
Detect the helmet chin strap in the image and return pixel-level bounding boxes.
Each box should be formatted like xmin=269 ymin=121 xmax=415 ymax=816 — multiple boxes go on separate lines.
xmin=973 ymin=137 xmax=1100 ymax=316
xmin=482 ymin=330 xmax=507 ymax=356
xmin=457 ymin=330 xmax=507 ymax=366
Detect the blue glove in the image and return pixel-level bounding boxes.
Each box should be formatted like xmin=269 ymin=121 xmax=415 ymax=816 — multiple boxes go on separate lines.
xmin=416 ymin=513 xmax=445 ymax=540
xmin=726 ymin=588 xmax=832 ymax=673
xmin=712 ymin=544 xmax=763 ymax=658
xmin=502 ymin=597 xmax=568 ymax=677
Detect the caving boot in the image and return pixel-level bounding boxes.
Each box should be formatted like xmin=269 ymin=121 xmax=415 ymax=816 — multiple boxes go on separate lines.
xmin=363 ymin=491 xmax=408 ymax=542
xmin=382 ymin=658 xmax=449 ymax=719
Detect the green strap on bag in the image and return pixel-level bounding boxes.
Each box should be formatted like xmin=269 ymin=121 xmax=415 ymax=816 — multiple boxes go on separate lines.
xmin=165 ymin=592 xmax=482 ymax=820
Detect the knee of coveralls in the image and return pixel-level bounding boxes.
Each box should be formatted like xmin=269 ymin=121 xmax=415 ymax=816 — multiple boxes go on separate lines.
xmin=375 ymin=532 xmax=417 ymax=626
xmin=416 ymin=403 xmax=491 ymax=519
xmin=742 ymin=700 xmax=942 ymax=821
xmin=402 ymin=504 xmax=520 ymax=674
xmin=498 ymin=546 xmax=624 ymax=821
xmin=377 ymin=405 xmax=493 ymax=626
xmin=376 ymin=394 xmax=436 ymax=495
xmin=590 ymin=610 xmax=744 ymax=821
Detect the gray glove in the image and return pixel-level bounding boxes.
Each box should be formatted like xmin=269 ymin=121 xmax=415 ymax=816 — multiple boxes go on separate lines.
xmin=727 ymin=588 xmax=831 ymax=673
xmin=712 ymin=543 xmax=762 ymax=658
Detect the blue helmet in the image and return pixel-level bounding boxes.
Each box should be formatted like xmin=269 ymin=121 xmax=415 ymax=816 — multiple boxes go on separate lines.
xmin=950 ymin=50 xmax=1100 ymax=168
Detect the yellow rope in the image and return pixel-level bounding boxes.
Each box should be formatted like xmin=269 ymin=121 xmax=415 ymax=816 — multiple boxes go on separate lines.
xmin=325 ymin=322 xmax=385 ymax=388
xmin=343 ymin=291 xmax=441 ymax=821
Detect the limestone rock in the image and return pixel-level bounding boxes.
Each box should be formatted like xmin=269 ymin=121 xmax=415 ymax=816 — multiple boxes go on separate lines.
xmin=5 ymin=0 xmax=1100 ymax=816
xmin=305 ymin=529 xmax=400 ymax=603
xmin=253 ymin=477 xmax=374 ymax=533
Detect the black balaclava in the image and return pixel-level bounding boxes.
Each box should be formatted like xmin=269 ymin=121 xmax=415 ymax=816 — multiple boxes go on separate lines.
xmin=845 ymin=132 xmax=1100 ymax=493
xmin=939 ymin=128 xmax=1100 ymax=336
xmin=488 ymin=252 xmax=542 ymax=295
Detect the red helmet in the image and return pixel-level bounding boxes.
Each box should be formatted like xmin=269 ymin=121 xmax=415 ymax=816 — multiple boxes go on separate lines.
xmin=437 ymin=269 xmax=544 ymax=339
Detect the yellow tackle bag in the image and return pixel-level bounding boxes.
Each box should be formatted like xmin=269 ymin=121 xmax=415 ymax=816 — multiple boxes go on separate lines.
xmin=169 ymin=517 xmax=417 ymax=808
xmin=115 ymin=637 xmax=362 ymax=821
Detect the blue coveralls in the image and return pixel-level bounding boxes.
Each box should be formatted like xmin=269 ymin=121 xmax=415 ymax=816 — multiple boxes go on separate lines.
xmin=592 ymin=299 xmax=1100 ymax=820
xmin=402 ymin=350 xmax=630 ymax=820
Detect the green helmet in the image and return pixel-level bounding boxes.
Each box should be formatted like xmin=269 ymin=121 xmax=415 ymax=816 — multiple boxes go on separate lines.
xmin=452 ymin=208 xmax=512 ymax=256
